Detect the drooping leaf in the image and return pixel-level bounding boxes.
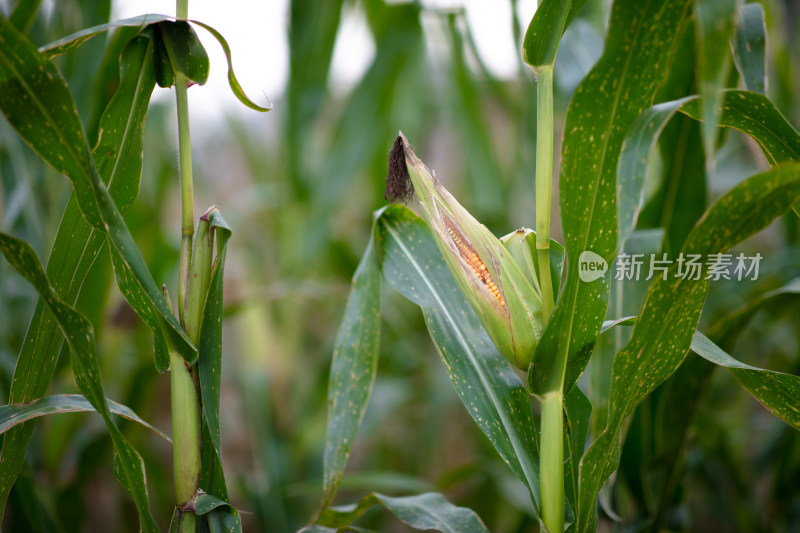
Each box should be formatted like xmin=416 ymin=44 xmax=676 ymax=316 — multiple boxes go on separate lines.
xmin=694 ymin=0 xmax=740 ymax=164
xmin=0 ymin=14 xmax=195 ymax=363
xmin=529 ymin=0 xmax=692 ymax=397
xmin=41 ymin=14 xmax=269 ymax=111
xmin=619 ymin=90 xmax=800 ymax=236
xmin=318 ymin=492 xmax=489 ymax=532
xmin=0 ymin=32 xmax=159 ymax=511
xmin=152 ymin=20 xmax=209 ymax=87
xmin=321 ymin=216 xmax=381 ymax=510
xmin=679 ymin=89 xmax=800 ymax=165
xmin=39 ymin=14 xmax=171 ymax=57
xmin=0 ymin=394 xmax=170 ymax=442
xmin=732 ymin=2 xmax=766 ymax=94
xmin=377 ymin=205 xmax=541 ymax=510
xmin=691 ymin=332 xmax=800 ymax=430
xmin=577 ymin=163 xmax=800 ymax=532
xmin=190 ymin=21 xmax=272 ymax=111
xmin=0 ymin=233 xmax=158 ymax=532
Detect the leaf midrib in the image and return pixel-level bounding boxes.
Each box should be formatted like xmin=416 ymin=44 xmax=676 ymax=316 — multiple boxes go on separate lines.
xmin=384 ymin=221 xmax=540 ymax=498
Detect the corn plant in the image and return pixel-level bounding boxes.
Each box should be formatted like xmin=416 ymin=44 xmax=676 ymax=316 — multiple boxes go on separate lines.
xmin=0 ymin=1 xmax=268 ymax=531
xmin=317 ymin=0 xmax=800 ymax=531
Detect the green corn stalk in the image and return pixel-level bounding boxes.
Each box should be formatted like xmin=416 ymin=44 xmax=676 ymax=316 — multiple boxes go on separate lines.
xmin=385 ymin=133 xmax=544 ymax=370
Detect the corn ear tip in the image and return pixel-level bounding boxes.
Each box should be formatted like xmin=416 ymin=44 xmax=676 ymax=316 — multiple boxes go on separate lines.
xmin=385 ymin=133 xmax=415 ymax=204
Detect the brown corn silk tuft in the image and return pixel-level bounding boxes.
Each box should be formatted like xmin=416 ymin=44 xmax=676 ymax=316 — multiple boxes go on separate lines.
xmin=384 ymin=135 xmax=415 ymax=203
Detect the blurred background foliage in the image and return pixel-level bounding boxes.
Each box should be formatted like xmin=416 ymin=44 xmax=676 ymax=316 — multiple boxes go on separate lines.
xmin=0 ymin=0 xmax=799 ymax=531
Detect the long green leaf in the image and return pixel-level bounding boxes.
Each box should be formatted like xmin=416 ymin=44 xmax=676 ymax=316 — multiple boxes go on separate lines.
xmin=39 ymin=14 xmax=171 ymax=57
xmin=694 ymin=0 xmax=740 ymax=164
xmin=577 ymin=163 xmax=800 ymax=532
xmin=0 ymin=394 xmax=170 ymax=442
xmin=0 ymin=14 xmax=195 ymax=362
xmin=376 ymin=205 xmax=541 ymax=510
xmin=321 ymin=216 xmax=381 ymax=510
xmin=617 ymin=97 xmax=695 ymax=246
xmin=0 ymin=234 xmax=158 ymax=532
xmin=618 ymin=89 xmax=800 ymax=240
xmin=529 ymin=0 xmax=692 ymax=397
xmin=189 ymin=21 xmax=272 ymax=111
xmin=318 ymin=492 xmax=489 ymax=532
xmin=41 ymin=15 xmax=269 ymax=111
xmin=196 ymin=210 xmax=239 ymax=533
xmin=0 ymin=33 xmax=158 ymax=512
xmin=691 ymin=332 xmax=800 ymax=430
xmin=679 ymin=89 xmax=800 ymax=165
xmin=732 ymin=3 xmax=767 ymax=94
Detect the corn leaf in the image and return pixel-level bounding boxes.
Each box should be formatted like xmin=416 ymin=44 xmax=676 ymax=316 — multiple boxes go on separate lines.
xmin=318 ymin=492 xmax=489 ymax=532
xmin=196 ymin=210 xmax=238 ymax=533
xmin=194 ymin=493 xmax=242 ymax=533
xmin=732 ymin=3 xmax=767 ymax=94
xmin=151 ymin=20 xmax=209 ymax=87
xmin=691 ymin=333 xmax=800 ymax=430
xmin=0 ymin=233 xmax=158 ymax=532
xmin=376 ymin=205 xmax=541 ymax=510
xmin=529 ymin=0 xmax=692 ymax=397
xmin=0 ymin=394 xmax=170 ymax=443
xmin=619 ymin=90 xmax=800 ymax=236
xmin=679 ymin=89 xmax=800 ymax=164
xmin=577 ymin=163 xmax=800 ymax=532
xmin=39 ymin=14 xmax=171 ymax=57
xmin=0 ymin=12 xmax=195 ymax=362
xmin=190 ymin=21 xmax=272 ymax=111
xmin=694 ymin=0 xmax=741 ymax=164
xmin=0 ymin=33 xmax=159 ymax=512
xmin=522 ymin=0 xmax=571 ymax=71
xmin=41 ymin=15 xmax=267 ymax=110
xmin=321 ymin=216 xmax=381 ymax=510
